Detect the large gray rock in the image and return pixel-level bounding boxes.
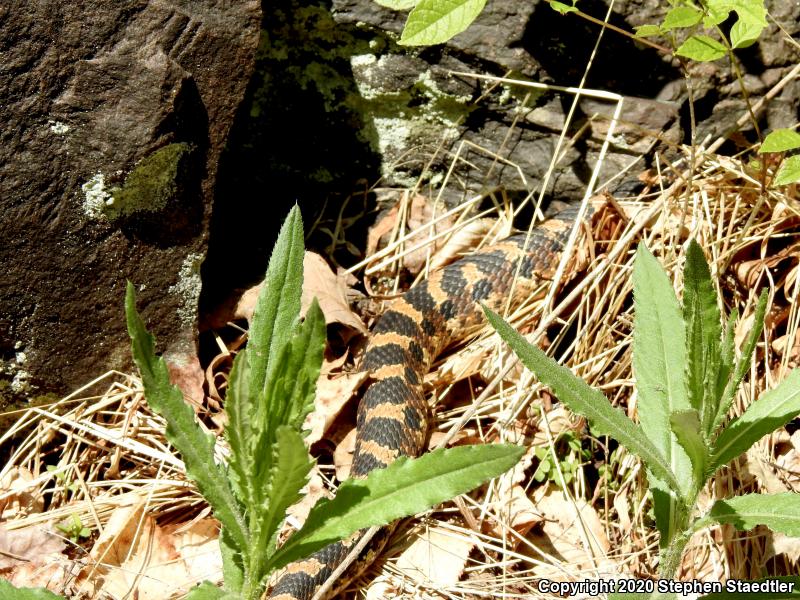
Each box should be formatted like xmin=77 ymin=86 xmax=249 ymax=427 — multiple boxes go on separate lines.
xmin=0 ymin=1 xmax=261 ymax=399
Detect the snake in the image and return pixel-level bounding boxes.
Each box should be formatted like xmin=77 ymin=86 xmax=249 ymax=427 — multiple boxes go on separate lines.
xmin=268 ymin=204 xmax=591 ymax=600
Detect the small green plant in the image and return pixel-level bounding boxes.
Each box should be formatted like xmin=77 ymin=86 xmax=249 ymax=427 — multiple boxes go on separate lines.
xmin=1 ymin=207 xmax=523 ymax=600
xmin=758 ymin=128 xmax=800 ymax=186
xmin=123 ymin=206 xmax=523 ymax=600
xmin=485 ymin=240 xmax=800 ymax=597
xmin=532 ymin=430 xmax=591 ymax=485
xmin=55 ymin=513 xmax=91 ymax=543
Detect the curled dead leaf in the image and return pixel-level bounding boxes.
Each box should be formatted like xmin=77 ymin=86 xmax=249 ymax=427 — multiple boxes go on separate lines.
xmin=304 ymin=371 xmax=367 ymax=445
xmin=302 ymin=252 xmax=367 ymax=334
xmin=393 ymin=526 xmax=474 ymax=588
xmin=0 ymin=467 xmax=44 ymax=519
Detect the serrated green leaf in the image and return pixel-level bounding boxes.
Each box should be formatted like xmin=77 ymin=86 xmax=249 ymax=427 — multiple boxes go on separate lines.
xmin=709 ymin=369 xmax=800 ymax=472
xmin=484 ymin=307 xmax=682 ymax=494
xmin=698 ymin=576 xmax=800 ymax=598
xmin=267 ymin=300 xmax=325 ymax=436
xmin=662 ymin=5 xmax=702 ymax=29
xmin=683 ymin=240 xmax=722 ymax=419
xmin=682 ymin=241 xmax=725 ymax=438
xmin=269 ymin=444 xmax=523 ymax=569
xmin=224 ymin=350 xmax=253 ymax=503
xmin=399 ymin=0 xmax=486 ymax=45
xmin=219 ymin=528 xmax=243 ymax=593
xmin=730 ymin=17 xmax=764 ymax=48
xmin=669 ymin=409 xmax=707 ymax=487
xmin=248 ymin=205 xmax=304 ymax=396
xmin=706 ymin=0 xmax=767 ymax=27
xmin=700 ymin=493 xmax=800 ymax=536
xmin=711 ymin=309 xmax=738 ymax=433
xmin=375 ymin=0 xmax=418 ymax=9
xmin=185 ymin=582 xmax=235 ymax=600
xmin=635 ymin=24 xmax=663 ymax=37
xmin=548 ymin=0 xmax=578 ymax=14
xmin=0 ymin=580 xmax=65 ymax=600
xmin=246 ymin=426 xmax=314 ymax=591
xmin=253 ymin=300 xmax=325 ymax=474
xmin=125 ymin=282 xmax=248 ymax=552
xmin=759 ymin=129 xmax=800 ymax=153
xmin=713 ymin=291 xmax=768 ymax=435
xmin=259 ymin=427 xmax=314 ymax=555
xmin=774 ymin=155 xmax=800 ymax=186
xmin=632 ymin=243 xmax=692 ymax=541
xmin=676 ymin=35 xmax=727 ymax=61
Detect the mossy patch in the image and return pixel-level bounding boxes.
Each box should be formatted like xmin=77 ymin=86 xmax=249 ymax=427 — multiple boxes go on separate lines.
xmin=83 ymin=143 xmax=193 ymax=222
xmin=108 ymin=143 xmax=192 ymax=219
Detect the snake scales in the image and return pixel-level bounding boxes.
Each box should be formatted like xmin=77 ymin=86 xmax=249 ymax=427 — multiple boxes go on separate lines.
xmin=269 ymin=204 xmax=590 ymax=600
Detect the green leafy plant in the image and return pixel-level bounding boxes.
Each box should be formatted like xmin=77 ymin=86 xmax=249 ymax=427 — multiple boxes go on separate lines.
xmin=532 ymin=430 xmax=591 ymax=485
xmin=381 ymin=0 xmax=800 ymax=187
xmin=122 ymin=206 xmax=524 ymax=600
xmin=0 ymin=580 xmax=63 ymax=600
xmin=485 ymin=240 xmax=800 ymax=597
xmin=55 ymin=514 xmax=92 ymax=543
xmin=758 ymin=128 xmax=800 ymax=186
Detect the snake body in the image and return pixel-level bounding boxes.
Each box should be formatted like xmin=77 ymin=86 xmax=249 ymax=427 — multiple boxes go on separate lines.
xmin=269 ymin=205 xmax=587 ymax=600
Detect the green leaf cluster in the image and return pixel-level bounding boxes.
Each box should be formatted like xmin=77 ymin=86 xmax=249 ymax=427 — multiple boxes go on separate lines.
xmin=632 ymin=0 xmax=768 ymax=58
xmin=759 ymin=129 xmax=800 ymax=186
xmin=485 ymin=239 xmax=800 ymax=583
xmin=120 ymin=206 xmax=525 ymax=600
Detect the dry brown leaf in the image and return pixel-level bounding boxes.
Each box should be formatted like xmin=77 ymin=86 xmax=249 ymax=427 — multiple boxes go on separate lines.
xmin=368 ymin=194 xmax=456 ymax=276
xmin=612 ymin=491 xmax=632 ymax=535
xmin=234 ymin=282 xmax=261 ymax=323
xmin=2 ymin=555 xmax=74 ymax=594
xmin=494 ymin=485 xmax=542 ymax=539
xmin=735 ymin=240 xmax=800 ymax=288
xmin=527 ymin=486 xmax=611 ymax=576
xmin=78 ymin=498 xmax=221 ymax=599
xmin=334 ymin=428 xmax=358 ymax=481
xmin=0 ymin=467 xmax=44 ymax=519
xmin=304 ymin=371 xmax=366 ymax=445
xmin=302 ymin=252 xmax=367 ymax=334
xmin=768 ymin=532 xmax=800 ymax=562
xmin=428 ymin=217 xmax=511 ymax=272
xmin=0 ymin=525 xmax=66 ymax=570
xmin=772 ymin=329 xmax=800 ymax=361
xmin=744 ymin=446 xmax=786 ymax=494
xmin=393 ymin=526 xmax=474 ymax=588
xmin=165 ymin=347 xmax=205 ymax=409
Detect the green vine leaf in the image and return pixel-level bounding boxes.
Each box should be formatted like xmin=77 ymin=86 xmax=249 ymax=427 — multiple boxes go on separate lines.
xmin=399 ymin=0 xmax=486 ymax=45
xmin=375 ymin=0 xmax=418 ymax=9
xmin=774 ymin=155 xmax=800 ymax=186
xmin=661 ymin=5 xmax=702 ymax=30
xmin=548 ymin=0 xmax=578 ymax=14
xmin=676 ymin=36 xmax=727 ymax=62
xmin=730 ymin=18 xmax=763 ymax=48
xmin=759 ymin=129 xmax=800 ymax=153
xmin=635 ymin=24 xmax=662 ymax=37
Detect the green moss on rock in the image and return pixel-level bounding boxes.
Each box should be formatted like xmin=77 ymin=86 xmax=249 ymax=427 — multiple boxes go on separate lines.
xmin=104 ymin=142 xmax=192 ymax=220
